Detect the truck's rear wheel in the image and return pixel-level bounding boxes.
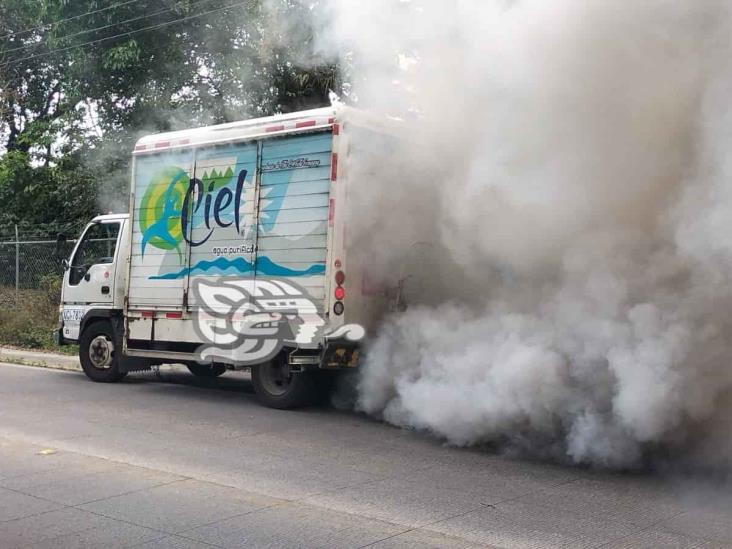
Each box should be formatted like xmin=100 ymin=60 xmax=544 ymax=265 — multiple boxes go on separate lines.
xmin=79 ymin=321 xmax=127 ymax=383
xmin=186 ymin=362 xmax=227 ymax=378
xmin=251 ymin=353 xmax=318 ymax=409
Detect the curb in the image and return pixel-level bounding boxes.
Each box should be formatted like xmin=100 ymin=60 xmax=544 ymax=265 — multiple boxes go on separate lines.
xmin=0 ymin=347 xmax=81 ymax=372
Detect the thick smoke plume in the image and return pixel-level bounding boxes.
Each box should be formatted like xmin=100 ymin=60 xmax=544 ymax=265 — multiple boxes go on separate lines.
xmin=317 ymin=0 xmax=732 ymax=469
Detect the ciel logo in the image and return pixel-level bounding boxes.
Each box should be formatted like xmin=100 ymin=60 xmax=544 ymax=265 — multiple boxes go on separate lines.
xmin=139 ymin=166 xmax=249 ymax=258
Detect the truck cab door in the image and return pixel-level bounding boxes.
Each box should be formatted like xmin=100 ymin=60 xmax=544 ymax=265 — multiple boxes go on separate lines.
xmin=61 ymin=220 xmax=123 ymax=341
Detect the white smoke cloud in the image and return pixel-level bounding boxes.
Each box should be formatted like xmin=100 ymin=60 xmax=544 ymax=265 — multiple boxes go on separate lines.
xmin=317 ymin=0 xmax=732 ymax=469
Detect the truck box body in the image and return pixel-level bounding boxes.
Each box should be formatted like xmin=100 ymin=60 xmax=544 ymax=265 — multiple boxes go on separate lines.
xmin=129 ymin=128 xmax=331 ymax=309
xmin=124 ymin=107 xmax=358 ymax=359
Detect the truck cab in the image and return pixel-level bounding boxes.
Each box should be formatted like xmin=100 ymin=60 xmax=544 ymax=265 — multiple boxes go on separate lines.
xmin=57 ymin=213 xmax=129 ymax=345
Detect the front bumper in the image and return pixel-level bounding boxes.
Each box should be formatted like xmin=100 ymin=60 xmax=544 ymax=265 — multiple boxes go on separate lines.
xmin=53 ymin=325 xmax=66 ymax=346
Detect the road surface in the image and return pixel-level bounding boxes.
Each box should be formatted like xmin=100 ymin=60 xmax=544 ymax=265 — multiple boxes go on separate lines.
xmin=0 ymin=361 xmax=730 ymax=548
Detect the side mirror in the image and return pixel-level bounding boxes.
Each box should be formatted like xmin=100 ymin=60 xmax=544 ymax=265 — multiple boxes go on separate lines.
xmin=61 ymin=258 xmax=70 ymax=271
xmin=55 ymin=233 xmax=67 ymax=260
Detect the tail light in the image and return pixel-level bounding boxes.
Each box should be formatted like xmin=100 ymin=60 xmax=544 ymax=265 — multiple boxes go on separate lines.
xmin=334 ymin=266 xmax=345 ymax=315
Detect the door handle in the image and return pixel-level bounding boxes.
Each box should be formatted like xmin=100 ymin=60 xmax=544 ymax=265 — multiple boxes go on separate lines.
xmin=101 ymin=286 xmax=110 ymax=295
xmin=84 ymin=273 xmax=91 ymax=282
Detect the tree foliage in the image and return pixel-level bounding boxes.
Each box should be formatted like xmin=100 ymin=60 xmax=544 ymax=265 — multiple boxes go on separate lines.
xmin=0 ymin=151 xmax=97 ymax=229
xmin=0 ymin=0 xmax=337 ymax=227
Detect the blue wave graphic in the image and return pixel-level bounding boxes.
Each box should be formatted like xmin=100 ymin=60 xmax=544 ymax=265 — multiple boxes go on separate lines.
xmin=150 ymin=256 xmax=325 ymax=280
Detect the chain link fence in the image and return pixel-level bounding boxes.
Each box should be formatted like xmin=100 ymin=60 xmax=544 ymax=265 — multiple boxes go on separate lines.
xmin=0 ymin=225 xmax=79 ymax=309
xmin=0 ymin=224 xmax=83 ymax=348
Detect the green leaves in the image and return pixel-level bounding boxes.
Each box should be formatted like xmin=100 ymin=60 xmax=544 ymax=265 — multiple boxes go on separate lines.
xmin=0 ymin=0 xmax=338 ymax=229
xmin=0 ymin=151 xmax=98 ymax=227
xmin=101 ymin=39 xmax=140 ymax=71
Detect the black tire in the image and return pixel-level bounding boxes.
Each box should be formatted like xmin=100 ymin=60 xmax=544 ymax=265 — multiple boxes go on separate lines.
xmin=251 ymin=353 xmax=318 ymax=409
xmin=79 ymin=321 xmax=127 ymax=383
xmin=186 ymin=362 xmax=227 ymax=378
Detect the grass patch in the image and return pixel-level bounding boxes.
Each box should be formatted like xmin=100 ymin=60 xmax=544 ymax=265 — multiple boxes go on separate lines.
xmin=0 ymin=276 xmax=76 ymax=353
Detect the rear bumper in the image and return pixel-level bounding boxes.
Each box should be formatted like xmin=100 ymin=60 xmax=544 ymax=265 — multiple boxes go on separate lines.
xmin=319 ymin=340 xmax=361 ymax=370
xmin=285 ymin=340 xmax=361 ymax=370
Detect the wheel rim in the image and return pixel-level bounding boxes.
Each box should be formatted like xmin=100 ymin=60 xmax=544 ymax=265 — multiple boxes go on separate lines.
xmin=89 ymin=335 xmax=114 ymax=369
xmin=259 ymin=358 xmax=293 ymax=396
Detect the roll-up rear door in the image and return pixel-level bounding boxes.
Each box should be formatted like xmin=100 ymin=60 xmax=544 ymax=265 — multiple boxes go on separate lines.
xmin=255 ymin=132 xmax=332 ymax=310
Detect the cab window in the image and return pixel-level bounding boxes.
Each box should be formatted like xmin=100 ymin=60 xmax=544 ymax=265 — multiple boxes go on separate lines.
xmin=69 ymin=222 xmax=121 ymax=286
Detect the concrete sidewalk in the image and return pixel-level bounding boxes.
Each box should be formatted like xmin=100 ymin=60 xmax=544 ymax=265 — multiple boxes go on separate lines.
xmin=0 ymin=347 xmax=80 ymax=371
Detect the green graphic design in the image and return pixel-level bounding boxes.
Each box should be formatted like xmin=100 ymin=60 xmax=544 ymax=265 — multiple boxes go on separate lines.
xmin=139 ymin=167 xmax=188 ymax=260
xmin=201 ymin=166 xmax=235 ymax=191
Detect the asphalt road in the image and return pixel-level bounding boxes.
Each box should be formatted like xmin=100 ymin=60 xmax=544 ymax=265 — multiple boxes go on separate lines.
xmin=0 ymin=362 xmax=730 ymax=549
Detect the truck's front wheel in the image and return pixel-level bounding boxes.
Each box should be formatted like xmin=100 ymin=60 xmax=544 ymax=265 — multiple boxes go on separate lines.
xmin=251 ymin=353 xmax=318 ymax=409
xmin=79 ymin=321 xmax=127 ymax=383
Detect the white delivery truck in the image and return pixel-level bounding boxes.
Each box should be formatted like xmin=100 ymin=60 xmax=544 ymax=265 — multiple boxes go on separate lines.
xmin=54 ymin=106 xmax=392 ymax=408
